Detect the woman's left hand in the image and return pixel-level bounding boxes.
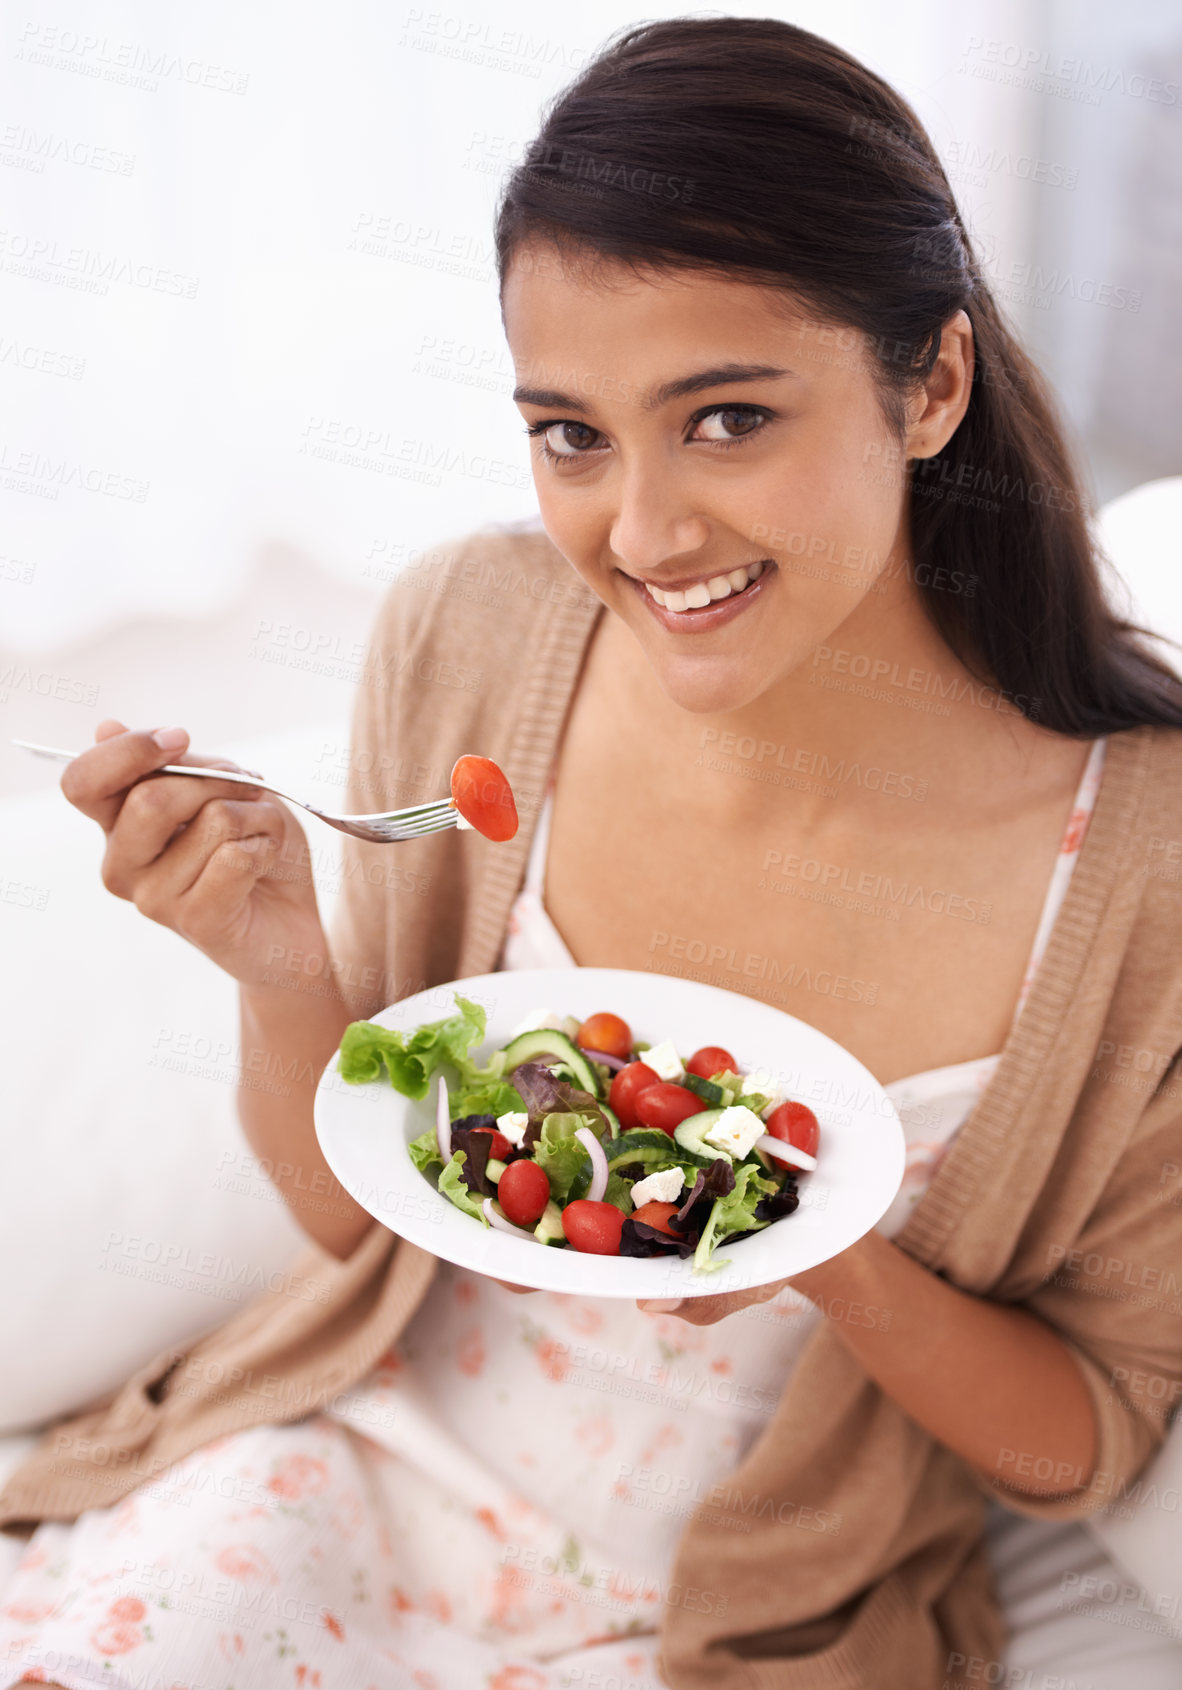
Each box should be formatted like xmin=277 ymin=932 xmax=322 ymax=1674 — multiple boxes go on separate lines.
xmin=634 ymin=1236 xmax=874 ymax=1323
xmin=636 ymin=1277 xmax=796 ymax=1323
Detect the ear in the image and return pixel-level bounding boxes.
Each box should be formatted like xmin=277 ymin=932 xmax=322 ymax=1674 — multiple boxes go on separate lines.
xmin=905 ymin=309 xmax=975 ymax=461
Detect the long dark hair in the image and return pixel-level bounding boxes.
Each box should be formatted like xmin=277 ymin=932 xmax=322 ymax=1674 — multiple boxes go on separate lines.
xmin=493 ymin=15 xmax=1182 ymax=736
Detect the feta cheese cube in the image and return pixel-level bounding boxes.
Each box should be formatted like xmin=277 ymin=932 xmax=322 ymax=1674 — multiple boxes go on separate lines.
xmin=629 ymin=1166 xmax=686 ymax=1208
xmin=641 ymin=1039 xmax=683 ymax=1082
xmin=495 ymin=1110 xmax=529 ymax=1149
xmin=702 ymin=1105 xmax=766 ymax=1160
xmin=509 ymin=1007 xmax=569 ymax=1039
xmin=739 ymin=1067 xmax=786 ymax=1117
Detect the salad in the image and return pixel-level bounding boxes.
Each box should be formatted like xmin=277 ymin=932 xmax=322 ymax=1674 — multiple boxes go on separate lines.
xmin=337 ymin=993 xmax=820 ymax=1276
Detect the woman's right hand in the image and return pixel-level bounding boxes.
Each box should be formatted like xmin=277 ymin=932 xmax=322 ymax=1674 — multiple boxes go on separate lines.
xmin=62 ymin=718 xmax=324 ymax=988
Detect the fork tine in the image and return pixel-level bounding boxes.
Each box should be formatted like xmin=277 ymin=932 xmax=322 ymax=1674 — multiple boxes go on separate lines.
xmin=392 ymin=812 xmax=459 ymax=838
xmin=351 ymin=799 xmax=457 ymax=825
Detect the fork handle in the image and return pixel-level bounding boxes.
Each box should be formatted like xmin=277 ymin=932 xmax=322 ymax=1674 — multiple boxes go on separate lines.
xmin=11 ymin=739 xmax=267 ymax=789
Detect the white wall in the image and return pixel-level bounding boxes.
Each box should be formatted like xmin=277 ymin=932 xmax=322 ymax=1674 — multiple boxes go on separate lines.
xmin=1 ymin=0 xmax=1178 ymax=791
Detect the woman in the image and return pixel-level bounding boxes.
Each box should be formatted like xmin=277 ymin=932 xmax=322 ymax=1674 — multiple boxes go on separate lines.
xmin=3 ymin=17 xmax=1182 ymax=1690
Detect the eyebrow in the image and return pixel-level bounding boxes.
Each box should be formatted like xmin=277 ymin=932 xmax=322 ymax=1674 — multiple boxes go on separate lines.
xmin=512 ymin=362 xmax=797 ymax=415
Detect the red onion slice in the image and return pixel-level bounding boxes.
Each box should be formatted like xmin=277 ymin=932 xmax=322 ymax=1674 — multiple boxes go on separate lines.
xmin=575 ymin=1125 xmax=608 ymax=1201
xmin=755 ymin=1133 xmax=817 ymax=1172
xmin=581 ymin=1047 xmax=627 ymax=1072
xmin=482 ymin=1197 xmax=540 ymax=1241
xmin=436 ymin=1075 xmax=452 ymax=1161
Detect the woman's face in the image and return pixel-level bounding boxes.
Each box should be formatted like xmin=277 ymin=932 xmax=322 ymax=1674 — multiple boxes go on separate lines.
xmin=502 ymin=241 xmax=969 ymax=716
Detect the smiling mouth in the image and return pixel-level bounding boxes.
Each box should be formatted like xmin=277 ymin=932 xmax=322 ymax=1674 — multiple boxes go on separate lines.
xmin=639 ymin=558 xmax=768 ymax=614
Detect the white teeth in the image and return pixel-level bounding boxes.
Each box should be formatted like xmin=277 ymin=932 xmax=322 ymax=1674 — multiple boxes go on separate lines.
xmin=643 ymin=559 xmax=768 ymax=613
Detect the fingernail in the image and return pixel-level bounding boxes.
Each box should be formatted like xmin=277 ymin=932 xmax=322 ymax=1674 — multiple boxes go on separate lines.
xmin=153 ymin=727 xmax=188 ymax=750
xmin=238 ymin=836 xmax=265 ymax=853
xmin=640 ymin=1298 xmax=682 ymax=1313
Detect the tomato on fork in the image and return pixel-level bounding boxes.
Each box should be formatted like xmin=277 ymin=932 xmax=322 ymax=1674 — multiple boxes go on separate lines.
xmin=450 ymin=755 xmax=518 ymax=841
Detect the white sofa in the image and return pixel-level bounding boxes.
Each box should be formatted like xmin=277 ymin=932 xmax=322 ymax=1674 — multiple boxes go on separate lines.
xmin=0 ymin=720 xmax=347 ymax=1585
xmin=2 ymin=488 xmax=1181 ymax=1644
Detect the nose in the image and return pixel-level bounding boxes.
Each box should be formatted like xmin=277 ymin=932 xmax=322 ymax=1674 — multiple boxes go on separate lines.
xmin=609 ymin=461 xmax=710 ymax=576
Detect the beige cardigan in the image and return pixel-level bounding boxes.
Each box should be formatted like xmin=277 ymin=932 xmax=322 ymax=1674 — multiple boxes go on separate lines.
xmin=4 ymin=520 xmax=1182 ymax=1690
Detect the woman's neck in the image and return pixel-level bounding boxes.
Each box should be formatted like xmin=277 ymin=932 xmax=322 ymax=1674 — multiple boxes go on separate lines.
xmin=591 ymin=566 xmax=1072 ymax=833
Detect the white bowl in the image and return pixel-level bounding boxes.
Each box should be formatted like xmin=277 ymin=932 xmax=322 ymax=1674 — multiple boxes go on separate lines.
xmin=314 ymin=966 xmax=905 ymax=1300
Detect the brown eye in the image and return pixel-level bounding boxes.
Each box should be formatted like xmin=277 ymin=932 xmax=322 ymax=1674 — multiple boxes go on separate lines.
xmin=692 ymin=406 xmax=766 ymax=442
xmin=542 ymin=421 xmax=600 ymax=456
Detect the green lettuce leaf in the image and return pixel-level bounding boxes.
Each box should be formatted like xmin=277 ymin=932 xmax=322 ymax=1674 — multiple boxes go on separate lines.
xmin=532 ymin=1111 xmax=601 ymax=1203
xmin=692 ymin=1163 xmax=780 ymax=1276
xmin=337 ymin=994 xmax=487 ymax=1098
xmin=407 ymin=1126 xmax=444 ymax=1175
xmin=438 ymin=1150 xmax=490 ymax=1224
xmin=451 ymin=1076 xmax=527 ymax=1120
xmin=734 ymin=1090 xmax=774 ymax=1116
xmin=602 ymin=1171 xmax=634 ymax=1214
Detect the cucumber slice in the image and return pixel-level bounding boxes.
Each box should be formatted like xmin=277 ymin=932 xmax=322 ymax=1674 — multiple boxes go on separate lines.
xmin=672 ymin=1108 xmax=729 ymax=1160
xmin=681 ymin=1072 xmax=726 ymax=1106
xmin=606 ymin=1129 xmax=717 ymax=1172
xmin=598 ymin=1101 xmax=621 ymax=1139
xmin=500 ymin=1029 xmax=602 ymax=1099
xmin=486 ymin=1158 xmax=506 ymax=1184
xmin=533 ymin=1199 xmax=566 ymax=1245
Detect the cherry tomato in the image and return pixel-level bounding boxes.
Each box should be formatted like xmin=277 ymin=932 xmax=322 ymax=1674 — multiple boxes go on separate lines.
xmin=631 ymin=1200 xmax=681 ymax=1237
xmin=576 ymin=1012 xmax=632 ymax=1060
xmin=765 ymin=1100 xmax=820 ymax=1158
xmin=496 ymin=1158 xmax=551 ymax=1227
xmin=450 ymin=755 xmax=518 ymax=842
xmin=635 ymin=1083 xmax=706 ymax=1137
xmin=562 ymin=1199 xmax=625 ymax=1255
xmin=686 ymin=1044 xmax=738 ymax=1080
xmin=609 ymin=1061 xmax=660 ymax=1129
xmin=469 ymin=1127 xmax=513 ymax=1161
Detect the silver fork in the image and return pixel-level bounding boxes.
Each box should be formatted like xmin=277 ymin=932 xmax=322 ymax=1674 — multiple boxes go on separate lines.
xmin=10 ymin=739 xmax=460 ymax=844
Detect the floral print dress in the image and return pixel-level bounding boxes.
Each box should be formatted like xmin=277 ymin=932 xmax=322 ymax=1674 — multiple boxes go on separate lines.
xmin=0 ymin=741 xmax=1106 ymax=1690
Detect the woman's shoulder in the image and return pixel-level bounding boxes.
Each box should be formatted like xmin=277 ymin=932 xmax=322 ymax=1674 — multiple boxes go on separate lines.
xmin=1121 ymin=720 xmax=1182 ymax=857
xmin=1086 ymin=721 xmax=1182 ymax=1035
xmin=365 ymin=517 xmax=599 ymax=658
xmin=339 ymin=519 xmax=602 ymax=817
